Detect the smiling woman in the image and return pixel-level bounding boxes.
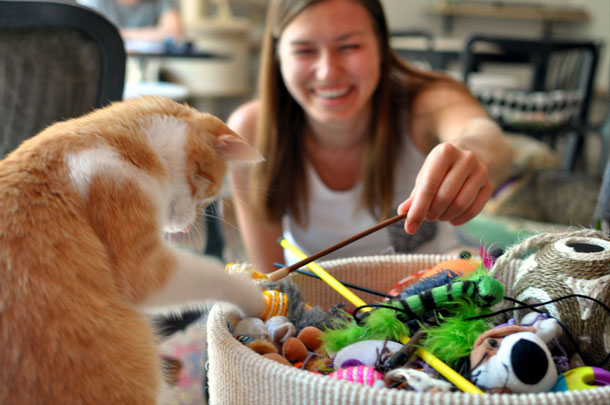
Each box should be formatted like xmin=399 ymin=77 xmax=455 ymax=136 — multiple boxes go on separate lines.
xmin=226 ymin=0 xmax=514 ymax=273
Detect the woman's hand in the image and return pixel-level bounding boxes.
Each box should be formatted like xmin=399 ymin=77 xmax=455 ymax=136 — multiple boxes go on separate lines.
xmin=398 ymin=142 xmax=494 ymax=234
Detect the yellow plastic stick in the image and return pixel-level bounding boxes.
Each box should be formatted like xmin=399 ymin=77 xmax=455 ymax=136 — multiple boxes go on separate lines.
xmin=280 ymin=238 xmax=368 ymax=309
xmin=279 ymin=238 xmax=484 ymax=395
xmin=410 ymin=342 xmax=484 ymax=394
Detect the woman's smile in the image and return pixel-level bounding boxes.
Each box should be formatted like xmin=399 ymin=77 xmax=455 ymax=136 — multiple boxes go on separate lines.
xmin=310 ymin=85 xmax=357 ymax=111
xmin=312 ymin=85 xmax=353 ymax=100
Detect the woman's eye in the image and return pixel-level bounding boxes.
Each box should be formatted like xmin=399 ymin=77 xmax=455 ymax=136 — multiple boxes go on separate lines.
xmin=292 ymin=48 xmax=315 ymax=55
xmin=340 ymin=44 xmax=361 ymax=52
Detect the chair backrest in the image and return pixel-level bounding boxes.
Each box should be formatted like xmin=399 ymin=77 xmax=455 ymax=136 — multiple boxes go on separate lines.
xmin=0 ymin=0 xmax=125 ymax=157
xmin=391 ymin=29 xmax=435 ymax=71
xmin=460 ymin=34 xmax=600 ymax=138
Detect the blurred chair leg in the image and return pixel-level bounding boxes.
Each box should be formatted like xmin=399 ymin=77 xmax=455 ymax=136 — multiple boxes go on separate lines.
xmin=563 ymin=131 xmax=586 ymax=172
xmin=598 ymin=111 xmax=610 ymax=174
xmin=595 ymin=161 xmax=610 ymax=235
xmin=203 ymin=200 xmax=224 ymax=260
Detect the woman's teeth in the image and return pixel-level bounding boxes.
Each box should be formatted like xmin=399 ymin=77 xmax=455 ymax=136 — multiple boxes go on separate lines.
xmin=315 ymin=88 xmax=351 ymax=99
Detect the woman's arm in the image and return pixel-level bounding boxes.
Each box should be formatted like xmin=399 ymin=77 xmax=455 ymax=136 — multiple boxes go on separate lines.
xmin=400 ymin=81 xmax=513 ymax=234
xmin=227 ymin=101 xmax=285 ymax=273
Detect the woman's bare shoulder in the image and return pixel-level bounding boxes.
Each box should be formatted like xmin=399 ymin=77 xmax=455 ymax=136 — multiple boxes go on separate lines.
xmin=227 ymin=100 xmax=260 ymax=144
xmin=411 ymin=79 xmax=477 ymax=115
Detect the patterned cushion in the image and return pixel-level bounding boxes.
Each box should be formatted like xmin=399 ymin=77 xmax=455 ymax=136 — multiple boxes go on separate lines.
xmin=473 ymin=88 xmax=583 ymax=134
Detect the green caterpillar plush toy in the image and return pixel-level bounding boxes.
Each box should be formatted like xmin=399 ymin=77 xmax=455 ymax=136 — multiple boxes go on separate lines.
xmin=386 ymin=272 xmax=505 ymax=324
xmin=322 ymin=271 xmax=505 ymax=354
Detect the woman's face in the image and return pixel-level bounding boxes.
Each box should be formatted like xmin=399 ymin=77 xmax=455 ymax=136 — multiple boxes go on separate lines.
xmin=277 ymin=0 xmax=381 ymax=126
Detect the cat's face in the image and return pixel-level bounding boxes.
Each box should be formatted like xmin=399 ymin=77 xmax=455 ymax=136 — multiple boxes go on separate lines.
xmin=129 ymin=97 xmax=262 ymax=233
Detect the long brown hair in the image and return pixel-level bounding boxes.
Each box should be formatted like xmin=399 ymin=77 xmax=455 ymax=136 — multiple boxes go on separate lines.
xmin=253 ymin=0 xmax=457 ymax=224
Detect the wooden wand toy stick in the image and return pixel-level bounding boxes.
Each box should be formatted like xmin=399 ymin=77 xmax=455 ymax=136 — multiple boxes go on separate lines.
xmin=278 ymin=238 xmax=484 ymax=395
xmin=268 ymin=213 xmax=407 ymax=282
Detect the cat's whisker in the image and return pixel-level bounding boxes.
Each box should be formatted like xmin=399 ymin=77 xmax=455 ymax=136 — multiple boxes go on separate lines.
xmin=189 ymin=222 xmax=206 ymax=251
xmin=216 ymin=197 xmax=237 ymax=218
xmin=204 ymin=209 xmax=238 ymax=231
xmin=229 ymin=189 xmax=270 ymax=212
xmin=229 ymin=182 xmax=274 ymax=197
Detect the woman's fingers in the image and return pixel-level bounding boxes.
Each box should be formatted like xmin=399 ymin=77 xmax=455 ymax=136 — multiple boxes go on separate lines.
xmin=437 ymin=162 xmax=490 ymax=221
xmin=449 ymin=180 xmax=493 ymax=226
xmin=405 ymin=146 xmax=453 ymax=233
xmin=403 ymin=143 xmax=494 ymax=233
xmin=397 ymin=195 xmax=413 ymax=215
xmin=426 ymin=149 xmax=479 ymax=221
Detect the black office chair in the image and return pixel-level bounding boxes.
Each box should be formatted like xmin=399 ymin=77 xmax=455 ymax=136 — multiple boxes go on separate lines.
xmin=0 ymin=0 xmax=125 ymax=158
xmin=461 ymin=34 xmax=601 ymax=171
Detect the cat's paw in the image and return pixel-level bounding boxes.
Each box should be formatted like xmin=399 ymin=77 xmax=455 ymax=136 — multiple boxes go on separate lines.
xmin=230 ymin=274 xmax=266 ymax=318
xmin=244 ymin=285 xmax=266 ymax=318
xmin=245 ymin=292 xmax=266 ymax=319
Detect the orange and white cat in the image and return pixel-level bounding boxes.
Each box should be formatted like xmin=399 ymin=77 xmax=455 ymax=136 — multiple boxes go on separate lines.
xmin=0 ymin=96 xmax=264 ymax=404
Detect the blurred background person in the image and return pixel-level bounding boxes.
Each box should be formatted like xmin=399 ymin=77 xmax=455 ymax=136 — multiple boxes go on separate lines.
xmin=77 ymin=0 xmax=183 ymax=42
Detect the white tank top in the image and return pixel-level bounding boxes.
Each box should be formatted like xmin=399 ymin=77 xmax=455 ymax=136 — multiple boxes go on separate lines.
xmin=282 ymin=138 xmax=460 ymax=265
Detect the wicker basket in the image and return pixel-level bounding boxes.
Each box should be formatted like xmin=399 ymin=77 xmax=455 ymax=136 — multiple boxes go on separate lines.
xmin=207 ymin=254 xmax=610 ymax=405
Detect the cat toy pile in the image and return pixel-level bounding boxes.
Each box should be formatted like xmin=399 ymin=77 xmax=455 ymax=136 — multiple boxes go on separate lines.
xmin=208 ymin=216 xmax=610 ymax=405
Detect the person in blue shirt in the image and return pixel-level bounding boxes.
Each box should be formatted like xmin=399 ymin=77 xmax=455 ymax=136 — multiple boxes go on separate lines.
xmin=78 ymin=0 xmax=183 ymax=41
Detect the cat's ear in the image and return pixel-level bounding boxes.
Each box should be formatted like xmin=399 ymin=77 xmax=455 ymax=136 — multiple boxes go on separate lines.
xmin=215 ymin=133 xmax=264 ymax=164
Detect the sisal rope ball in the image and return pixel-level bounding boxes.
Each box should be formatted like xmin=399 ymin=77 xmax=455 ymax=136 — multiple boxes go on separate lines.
xmin=492 ymin=229 xmax=610 ymax=369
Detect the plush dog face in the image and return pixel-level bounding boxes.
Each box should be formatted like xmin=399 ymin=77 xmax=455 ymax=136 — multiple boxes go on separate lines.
xmin=470 ymin=325 xmax=534 ymax=369
xmin=470 ymin=325 xmax=558 ymax=393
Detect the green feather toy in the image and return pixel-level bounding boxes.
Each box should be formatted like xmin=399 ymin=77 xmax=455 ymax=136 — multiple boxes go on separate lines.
xmin=322 ymin=307 xmax=409 ymax=354
xmin=420 ymin=300 xmax=494 ymax=368
xmin=321 ymin=269 xmax=504 ymax=355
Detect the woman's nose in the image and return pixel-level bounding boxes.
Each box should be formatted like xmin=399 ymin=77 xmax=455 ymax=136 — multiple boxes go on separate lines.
xmin=315 ymin=49 xmax=340 ymax=80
